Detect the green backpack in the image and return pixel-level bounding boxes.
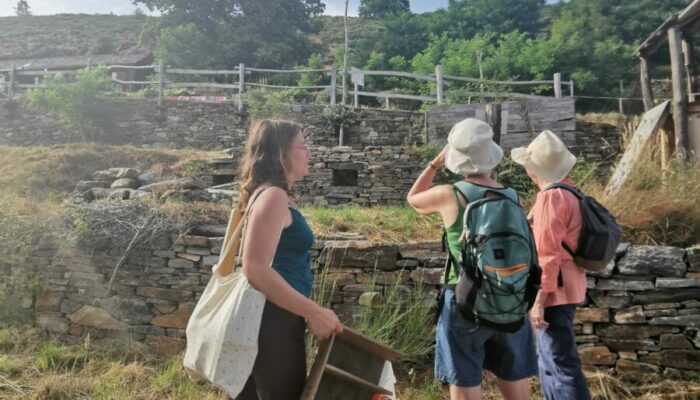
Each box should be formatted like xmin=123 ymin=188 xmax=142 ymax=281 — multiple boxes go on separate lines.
xmin=448 ymin=181 xmax=541 ymax=333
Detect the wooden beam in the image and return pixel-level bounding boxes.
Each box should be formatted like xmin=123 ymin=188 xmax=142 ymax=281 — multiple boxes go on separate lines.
xmin=669 ymin=27 xmax=691 ymax=164
xmin=682 ymin=33 xmax=697 ymax=101
xmin=640 ymin=56 xmax=655 ymax=111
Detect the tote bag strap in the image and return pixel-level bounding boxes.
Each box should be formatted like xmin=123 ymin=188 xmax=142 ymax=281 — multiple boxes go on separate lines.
xmin=217 ymin=187 xmax=269 ymax=277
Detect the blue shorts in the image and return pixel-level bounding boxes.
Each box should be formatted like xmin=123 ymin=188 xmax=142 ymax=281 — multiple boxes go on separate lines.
xmin=435 ymin=290 xmax=538 ymax=387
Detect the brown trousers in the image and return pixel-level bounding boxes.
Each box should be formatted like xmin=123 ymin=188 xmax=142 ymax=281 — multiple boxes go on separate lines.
xmin=232 ymin=301 xmax=307 ymax=400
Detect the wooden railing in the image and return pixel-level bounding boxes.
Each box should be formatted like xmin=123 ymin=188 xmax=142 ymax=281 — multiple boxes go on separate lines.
xmin=0 ymin=62 xmax=573 ymax=111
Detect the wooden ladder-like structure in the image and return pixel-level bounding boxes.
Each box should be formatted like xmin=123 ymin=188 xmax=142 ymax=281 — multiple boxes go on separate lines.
xmin=300 ymin=327 xmax=402 ymax=400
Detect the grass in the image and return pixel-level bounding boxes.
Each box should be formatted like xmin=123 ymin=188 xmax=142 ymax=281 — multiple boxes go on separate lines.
xmin=1 ymin=324 xmax=698 ymax=399
xmin=302 ymin=205 xmax=441 ymax=242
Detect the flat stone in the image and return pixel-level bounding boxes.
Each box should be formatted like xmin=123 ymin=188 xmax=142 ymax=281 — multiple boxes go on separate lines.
xmin=359 ymin=270 xmax=410 ymax=285
xmin=575 ymin=335 xmax=598 ymax=344
xmin=656 ymin=278 xmax=700 ymax=289
xmin=582 ymin=323 xmax=594 ymax=335
xmin=139 ymin=177 xmax=204 ymax=193
xmin=597 ymin=280 xmax=653 ymax=291
xmin=663 ymin=367 xmax=682 ymax=380
xmin=410 ymin=268 xmax=444 ymax=285
xmin=618 ymin=351 xmax=637 ymax=360
xmin=574 ymin=308 xmax=610 ymax=323
xmin=396 ymin=259 xmax=419 ymax=268
xmin=649 ymin=315 xmax=700 ymax=327
xmin=320 ymin=241 xmax=398 ymax=271
xmin=67 ymin=305 xmax=129 ymax=331
xmin=111 ymin=178 xmax=139 ymax=189
xmin=694 ymin=331 xmax=700 ymax=349
xmin=602 ymin=338 xmax=659 ymax=352
xmin=358 ymin=292 xmax=385 ymax=307
xmin=683 ymin=300 xmax=700 ymax=308
xmin=579 ymin=346 xmax=617 ymax=366
xmin=660 ymin=333 xmax=693 ymax=350
xmin=202 ymin=256 xmax=219 ymax=267
xmin=136 ymin=287 xmax=192 ymax=302
xmin=614 ymin=305 xmax=646 ymax=324
xmin=342 ymin=284 xmax=377 ymax=293
xmin=644 ymin=302 xmax=681 ymax=310
xmin=97 ymin=296 xmax=152 ymax=325
xmin=587 ymin=259 xmax=615 ymax=278
xmin=687 ymin=246 xmax=700 ymax=272
xmin=397 ymin=241 xmax=442 ymax=259
xmin=616 ymin=359 xmax=661 ymax=382
xmin=597 ymin=324 xmax=680 ymax=339
xmin=640 ymin=350 xmax=700 ymax=370
xmin=36 ymin=290 xmax=64 ymax=312
xmin=114 ymin=168 xmax=140 ymax=180
xmin=590 ymin=293 xmax=632 ymax=309
xmin=679 ymin=308 xmax=700 ymax=316
xmin=645 ymin=309 xmax=677 ymax=318
xmin=617 ymin=246 xmax=686 ymax=277
xmin=633 ymin=289 xmax=700 ymax=305
xmin=186 ymin=247 xmax=211 ymax=256
xmin=322 ymin=272 xmax=357 ymax=287
xmin=168 ymin=258 xmax=195 ymax=269
xmin=93 ymin=169 xmax=120 ymax=181
xmin=171 ymin=235 xmax=209 ymax=247
xmin=209 ymin=237 xmax=225 ymax=254
xmin=151 ymin=303 xmax=194 ymax=329
xmin=191 ymin=225 xmax=227 ymax=237
xmin=36 ymin=314 xmax=69 ymax=334
xmin=176 ymin=253 xmax=201 ymax=263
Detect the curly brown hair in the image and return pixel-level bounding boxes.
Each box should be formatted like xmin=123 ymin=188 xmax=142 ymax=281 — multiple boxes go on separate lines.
xmin=238 ymin=119 xmax=302 ymax=208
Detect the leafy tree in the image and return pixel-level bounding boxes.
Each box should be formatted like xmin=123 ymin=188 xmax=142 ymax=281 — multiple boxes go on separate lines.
xmin=14 ymin=0 xmax=31 ymax=16
xmin=443 ymin=0 xmax=546 ymax=39
xmin=134 ymin=0 xmax=325 ymax=68
xmin=359 ymin=0 xmax=410 ymax=19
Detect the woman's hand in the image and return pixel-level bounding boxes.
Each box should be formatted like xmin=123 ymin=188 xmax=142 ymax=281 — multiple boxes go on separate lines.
xmin=529 ymin=301 xmax=549 ymax=329
xmin=431 ymin=146 xmax=447 ymax=169
xmin=306 ymin=306 xmax=343 ymax=340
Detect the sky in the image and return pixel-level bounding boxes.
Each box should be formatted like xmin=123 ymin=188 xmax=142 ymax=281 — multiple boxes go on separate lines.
xmin=0 ymin=0 xmax=563 ymax=18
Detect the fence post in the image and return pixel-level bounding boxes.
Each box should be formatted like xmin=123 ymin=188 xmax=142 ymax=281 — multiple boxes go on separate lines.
xmin=330 ymin=65 xmax=337 ymax=108
xmin=353 ymin=83 xmax=359 ymax=108
xmin=436 ymin=64 xmax=444 ymax=103
xmin=8 ymin=64 xmax=15 ymax=98
xmin=87 ymin=57 xmax=91 ymax=69
xmin=619 ymin=80 xmax=624 ymax=115
xmin=569 ymin=80 xmax=574 ymax=97
xmin=553 ymin=72 xmax=562 ymax=98
xmin=238 ymin=63 xmax=245 ymax=113
xmin=385 ymin=96 xmax=390 ymax=110
xmin=157 ymin=60 xmax=164 ymax=108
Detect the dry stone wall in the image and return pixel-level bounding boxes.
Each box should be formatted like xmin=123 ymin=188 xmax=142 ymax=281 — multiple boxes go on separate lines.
xmin=7 ymin=227 xmax=700 ymax=379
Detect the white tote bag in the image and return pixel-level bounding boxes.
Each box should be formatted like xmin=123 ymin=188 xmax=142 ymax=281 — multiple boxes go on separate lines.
xmin=184 ymin=195 xmax=266 ymax=396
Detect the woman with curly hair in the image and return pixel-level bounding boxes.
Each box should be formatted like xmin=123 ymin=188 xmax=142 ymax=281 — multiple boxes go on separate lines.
xmin=232 ymin=119 xmax=342 ymax=400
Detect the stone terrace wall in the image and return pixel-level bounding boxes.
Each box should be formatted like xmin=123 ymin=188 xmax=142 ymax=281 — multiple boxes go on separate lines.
xmin=0 ymin=99 xmax=424 ymax=150
xmin=8 ymin=228 xmax=700 ymax=378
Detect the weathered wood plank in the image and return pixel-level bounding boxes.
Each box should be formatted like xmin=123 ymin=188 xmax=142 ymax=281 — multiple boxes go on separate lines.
xmin=605 ymin=100 xmax=670 ymax=198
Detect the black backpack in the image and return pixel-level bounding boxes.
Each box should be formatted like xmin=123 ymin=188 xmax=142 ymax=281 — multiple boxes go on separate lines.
xmin=546 ymin=183 xmax=623 ymax=272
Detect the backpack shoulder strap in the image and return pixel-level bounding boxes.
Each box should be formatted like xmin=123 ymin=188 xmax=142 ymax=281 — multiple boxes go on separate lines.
xmin=546 ymin=182 xmax=583 ymax=200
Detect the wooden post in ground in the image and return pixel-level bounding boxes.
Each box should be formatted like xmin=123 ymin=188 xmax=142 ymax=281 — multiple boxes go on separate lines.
xmin=330 ymin=65 xmax=337 ymax=108
xmin=553 ymin=73 xmax=562 ymax=98
xmin=435 ymin=64 xmax=444 ymax=104
xmin=569 ymin=80 xmax=574 ymax=97
xmin=682 ymin=33 xmax=696 ymax=102
xmin=669 ymin=27 xmax=690 ymax=164
xmin=157 ymin=60 xmax=164 ymax=108
xmin=485 ymin=103 xmax=502 ymax=145
xmin=353 ymin=83 xmax=359 ymax=108
xmin=8 ymin=63 xmax=15 ymax=98
xmin=640 ymin=56 xmax=655 ymax=111
xmin=238 ymin=63 xmax=245 ymax=113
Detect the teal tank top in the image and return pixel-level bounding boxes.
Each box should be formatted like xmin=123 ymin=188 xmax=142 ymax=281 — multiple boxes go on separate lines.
xmin=272 ymin=207 xmax=314 ymax=298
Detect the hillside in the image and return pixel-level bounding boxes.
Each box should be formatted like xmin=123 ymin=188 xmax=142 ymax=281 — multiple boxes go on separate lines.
xmin=0 ymin=14 xmax=155 ymax=61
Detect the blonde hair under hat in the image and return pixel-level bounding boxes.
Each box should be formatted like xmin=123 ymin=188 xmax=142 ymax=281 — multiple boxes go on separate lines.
xmin=510 ymin=130 xmax=577 ymax=183
xmin=444 ymin=118 xmax=503 ymax=176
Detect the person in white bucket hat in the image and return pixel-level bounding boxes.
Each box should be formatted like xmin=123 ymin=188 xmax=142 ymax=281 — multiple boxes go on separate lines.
xmin=511 ymin=130 xmax=591 ymax=400
xmin=407 ymin=118 xmax=537 ymax=400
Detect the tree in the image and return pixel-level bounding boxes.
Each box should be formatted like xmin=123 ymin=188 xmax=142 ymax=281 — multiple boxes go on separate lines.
xmin=443 ymin=0 xmax=546 ymax=39
xmin=134 ymin=0 xmax=325 ymax=68
xmin=359 ymin=0 xmax=410 ymax=19
xmin=14 ymin=0 xmax=31 ymax=16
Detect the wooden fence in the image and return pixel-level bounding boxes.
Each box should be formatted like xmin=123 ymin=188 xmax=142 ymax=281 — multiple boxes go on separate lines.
xmin=0 ymin=61 xmax=573 ymax=112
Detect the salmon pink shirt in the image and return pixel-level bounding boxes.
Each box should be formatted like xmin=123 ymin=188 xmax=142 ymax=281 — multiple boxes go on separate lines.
xmin=528 ymin=179 xmax=587 ymax=308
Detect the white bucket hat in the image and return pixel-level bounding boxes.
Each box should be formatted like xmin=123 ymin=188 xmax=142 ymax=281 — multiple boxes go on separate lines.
xmin=444 ymin=118 xmax=503 ymax=176
xmin=511 ymin=130 xmax=577 ymax=183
